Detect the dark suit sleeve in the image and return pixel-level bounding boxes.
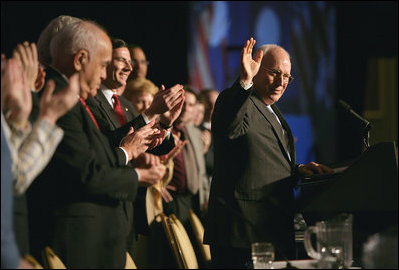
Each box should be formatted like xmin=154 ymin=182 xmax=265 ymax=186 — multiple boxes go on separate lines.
xmin=213 ymin=80 xmax=253 ymax=139
xmin=53 ymin=105 xmax=139 ymax=202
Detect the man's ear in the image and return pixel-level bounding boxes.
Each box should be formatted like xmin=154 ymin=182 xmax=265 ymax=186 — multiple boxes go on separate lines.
xmin=73 ymin=49 xmax=89 ymax=71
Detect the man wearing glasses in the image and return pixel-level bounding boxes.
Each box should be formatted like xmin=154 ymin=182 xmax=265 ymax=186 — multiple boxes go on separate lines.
xmin=204 ymin=38 xmax=332 ymax=268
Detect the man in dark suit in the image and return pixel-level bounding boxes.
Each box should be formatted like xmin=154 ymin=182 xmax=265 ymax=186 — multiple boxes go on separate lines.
xmin=204 ymin=38 xmax=332 ymax=268
xmin=86 ymin=37 xmax=185 ymax=257
xmin=27 ymin=20 xmax=166 ymax=269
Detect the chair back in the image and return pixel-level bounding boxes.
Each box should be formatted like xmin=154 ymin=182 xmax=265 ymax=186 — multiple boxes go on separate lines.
xmin=188 ymin=209 xmax=211 ymax=265
xmin=160 ymin=213 xmax=185 ymax=268
xmin=42 ymin=246 xmax=67 ymax=269
xmin=23 ymin=254 xmax=44 ymax=269
xmin=169 ymin=214 xmax=199 ymax=269
xmin=125 ymin=251 xmax=137 ymax=269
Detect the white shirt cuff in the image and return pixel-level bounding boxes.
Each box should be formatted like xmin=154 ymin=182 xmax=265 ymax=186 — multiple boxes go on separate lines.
xmin=119 ymin=147 xmax=129 ymax=165
xmin=240 ymin=80 xmax=253 ymax=90
xmin=141 ymin=112 xmax=150 ymax=124
xmin=134 ymin=168 xmax=141 ymax=181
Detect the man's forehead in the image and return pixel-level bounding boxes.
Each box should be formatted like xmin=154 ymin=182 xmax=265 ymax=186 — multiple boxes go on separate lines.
xmin=113 ymin=47 xmax=131 ymax=57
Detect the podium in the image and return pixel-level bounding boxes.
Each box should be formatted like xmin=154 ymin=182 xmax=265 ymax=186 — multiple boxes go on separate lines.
xmin=296 ymin=141 xmax=398 ymax=264
xmin=299 ymin=141 xmax=398 ymax=214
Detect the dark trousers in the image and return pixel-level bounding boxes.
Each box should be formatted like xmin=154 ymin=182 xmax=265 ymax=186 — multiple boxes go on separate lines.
xmin=210 ymin=244 xmax=252 ymax=269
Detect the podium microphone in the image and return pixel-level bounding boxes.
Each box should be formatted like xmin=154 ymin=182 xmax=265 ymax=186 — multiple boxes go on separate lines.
xmin=338 ymin=99 xmax=372 ymax=148
xmin=216 ymin=197 xmax=297 ymax=269
xmin=338 ymin=100 xmax=371 ymax=131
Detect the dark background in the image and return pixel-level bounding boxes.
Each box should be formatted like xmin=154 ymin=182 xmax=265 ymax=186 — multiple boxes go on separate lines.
xmin=1 ymin=1 xmax=398 ymax=161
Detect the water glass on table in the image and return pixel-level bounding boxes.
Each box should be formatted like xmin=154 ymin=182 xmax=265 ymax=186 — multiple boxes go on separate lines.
xmin=251 ymin=242 xmax=275 ymax=269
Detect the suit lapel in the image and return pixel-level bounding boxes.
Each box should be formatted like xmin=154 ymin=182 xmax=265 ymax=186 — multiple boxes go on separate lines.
xmin=95 ymin=91 xmax=120 ymax=129
xmin=79 ymin=102 xmax=116 ymax=164
xmin=250 ymin=94 xmax=293 ymax=166
xmin=119 ymin=96 xmax=137 ymax=122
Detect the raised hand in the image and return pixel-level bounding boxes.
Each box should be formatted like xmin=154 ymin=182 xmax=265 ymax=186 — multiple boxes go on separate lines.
xmin=13 ymin=42 xmax=39 ymax=91
xmin=120 ymin=120 xmax=161 ymax=161
xmin=3 ymin=57 xmax=32 ymax=125
xmin=240 ymin=37 xmax=263 ymax=84
xmin=144 ymin=83 xmax=184 ymax=121
xmin=38 ymin=73 xmax=80 ymax=125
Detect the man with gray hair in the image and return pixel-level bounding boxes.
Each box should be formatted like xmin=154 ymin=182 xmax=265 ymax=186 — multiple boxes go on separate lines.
xmin=204 ymin=38 xmax=332 ymax=268
xmin=27 ymin=19 xmax=166 ymax=268
xmin=37 ymin=15 xmax=82 ymax=67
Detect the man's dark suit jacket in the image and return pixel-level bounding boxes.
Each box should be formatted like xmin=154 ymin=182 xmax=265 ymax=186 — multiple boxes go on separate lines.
xmin=204 ymin=81 xmax=298 ymax=258
xmin=85 ymin=89 xmax=175 ymax=256
xmin=27 ymin=67 xmax=140 ymax=269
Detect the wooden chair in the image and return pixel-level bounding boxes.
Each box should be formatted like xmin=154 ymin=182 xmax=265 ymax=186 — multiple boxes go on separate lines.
xmin=160 ymin=213 xmax=185 ymax=268
xmin=188 ymin=209 xmax=211 ymax=267
xmin=23 ymin=254 xmax=44 ymax=269
xmin=169 ymin=214 xmax=199 ymax=269
xmin=125 ymin=251 xmax=137 ymax=269
xmin=42 ymin=246 xmax=67 ymax=269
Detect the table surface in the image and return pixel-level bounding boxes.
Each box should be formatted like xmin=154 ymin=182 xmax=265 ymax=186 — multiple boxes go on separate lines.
xmin=273 ymin=259 xmax=362 ymax=269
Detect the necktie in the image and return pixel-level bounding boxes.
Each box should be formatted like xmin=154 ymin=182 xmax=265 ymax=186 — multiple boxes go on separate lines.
xmin=182 ymin=127 xmax=199 ymax=195
xmin=267 ymin=106 xmax=291 ymax=161
xmin=112 ymin=94 xmax=126 ymax=126
xmin=80 ymin=98 xmax=100 ymax=130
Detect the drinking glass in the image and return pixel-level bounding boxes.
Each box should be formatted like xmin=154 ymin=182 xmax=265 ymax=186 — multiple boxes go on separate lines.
xmin=251 ymin=242 xmax=275 ymax=269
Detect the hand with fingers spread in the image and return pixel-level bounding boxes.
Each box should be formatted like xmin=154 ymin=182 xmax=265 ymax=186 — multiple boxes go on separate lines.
xmin=240 ymin=37 xmax=264 ymax=84
xmin=134 ymin=153 xmax=166 ymax=187
xmin=297 ymin=161 xmax=334 ymax=176
xmin=161 ymin=185 xmax=176 ymax=203
xmin=3 ymin=58 xmax=32 ymax=125
xmin=159 ymin=84 xmax=185 ymax=127
xmin=13 ymin=42 xmax=39 ymax=91
xmin=144 ymin=83 xmax=184 ymax=121
xmin=38 ymin=73 xmax=80 ymax=125
xmin=120 ymin=120 xmax=161 ymax=161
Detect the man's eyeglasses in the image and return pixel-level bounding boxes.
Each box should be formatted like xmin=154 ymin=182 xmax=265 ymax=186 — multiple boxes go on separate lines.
xmin=261 ymin=67 xmax=294 ymax=84
xmin=132 ymin=59 xmax=150 ymax=66
xmin=114 ymin=57 xmax=133 ymax=67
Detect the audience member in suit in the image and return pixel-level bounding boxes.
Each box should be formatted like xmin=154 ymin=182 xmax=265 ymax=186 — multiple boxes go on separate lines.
xmin=85 ymin=37 xmax=184 ymax=257
xmin=26 ymin=20 xmax=166 ymax=269
xmin=198 ymin=89 xmax=219 ymax=181
xmin=162 ymin=88 xmax=210 ymax=226
xmin=2 ymin=44 xmax=79 ymax=261
xmin=204 ymin=38 xmax=333 ymax=268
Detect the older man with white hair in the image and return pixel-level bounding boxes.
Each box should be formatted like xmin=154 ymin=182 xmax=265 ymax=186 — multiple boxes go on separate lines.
xmin=27 ymin=19 xmax=166 ymax=269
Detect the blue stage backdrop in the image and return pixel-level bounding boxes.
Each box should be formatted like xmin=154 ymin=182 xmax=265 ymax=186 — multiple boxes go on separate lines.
xmin=188 ymin=1 xmax=337 ymax=164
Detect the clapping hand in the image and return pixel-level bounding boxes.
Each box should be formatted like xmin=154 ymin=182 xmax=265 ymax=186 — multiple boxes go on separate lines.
xmin=120 ymin=120 xmax=161 ymax=161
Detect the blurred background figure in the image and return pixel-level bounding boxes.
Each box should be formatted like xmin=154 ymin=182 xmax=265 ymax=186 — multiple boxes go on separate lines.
xmin=194 ymin=100 xmax=205 ymax=128
xmin=362 ymin=226 xmax=398 ymax=269
xmin=198 ymin=89 xmax=219 ymax=131
xmin=123 ymin=78 xmax=159 ymax=117
xmin=128 ymin=45 xmax=149 ymax=81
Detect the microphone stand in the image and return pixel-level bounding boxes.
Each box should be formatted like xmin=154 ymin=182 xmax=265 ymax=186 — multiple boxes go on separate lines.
xmin=338 ymin=100 xmax=372 ymax=150
xmin=217 ymin=197 xmax=297 ymax=269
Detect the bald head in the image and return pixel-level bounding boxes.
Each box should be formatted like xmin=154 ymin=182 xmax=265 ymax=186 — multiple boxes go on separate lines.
xmin=50 ymin=20 xmax=110 ymax=63
xmin=253 ymin=44 xmax=292 ymax=105
xmin=50 ymin=20 xmax=112 ymax=99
